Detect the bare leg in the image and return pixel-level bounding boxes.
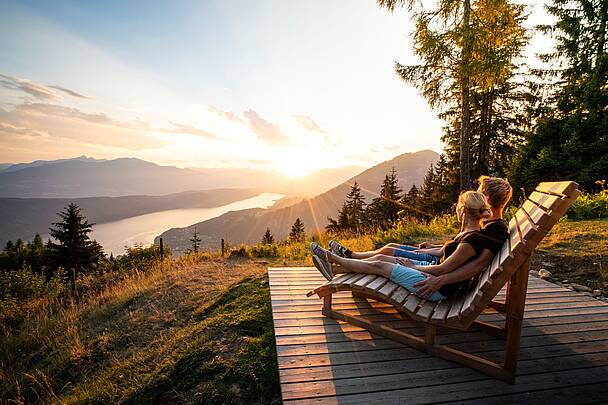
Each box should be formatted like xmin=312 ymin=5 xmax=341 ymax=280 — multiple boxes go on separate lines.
xmin=362 ymin=254 xmax=399 ymax=264
xmin=350 ymin=246 xmax=397 ymax=259
xmin=328 ymin=252 xmax=393 ymax=278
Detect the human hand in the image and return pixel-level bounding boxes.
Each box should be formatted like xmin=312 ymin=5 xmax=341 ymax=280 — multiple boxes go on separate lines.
xmin=396 ymin=257 xmax=414 ymax=267
xmin=413 ymin=274 xmax=443 ymax=300
xmin=418 ymin=242 xmax=430 ymax=249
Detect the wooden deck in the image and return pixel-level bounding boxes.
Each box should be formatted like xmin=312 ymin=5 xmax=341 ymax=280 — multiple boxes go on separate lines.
xmin=269 ymin=267 xmax=608 ymax=404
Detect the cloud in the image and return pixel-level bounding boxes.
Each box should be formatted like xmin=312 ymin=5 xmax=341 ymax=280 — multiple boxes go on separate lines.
xmin=0 ymin=73 xmax=92 ymax=101
xmin=0 ymin=74 xmax=58 ymax=100
xmin=207 ymin=105 xmax=245 ymax=124
xmin=0 ymin=103 xmax=166 ymax=150
xmin=293 ymin=114 xmax=327 ymax=133
xmin=0 ymin=121 xmax=48 ymax=137
xmin=161 ymin=122 xmax=217 ymax=138
xmin=243 ymin=109 xmax=292 ymax=145
xmin=48 ymin=85 xmax=93 ymax=99
xmin=16 ymin=103 xmax=150 ymax=130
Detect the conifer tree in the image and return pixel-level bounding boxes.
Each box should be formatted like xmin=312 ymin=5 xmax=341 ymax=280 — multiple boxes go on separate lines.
xmin=188 ymin=228 xmax=202 ymax=253
xmin=511 ymin=0 xmax=608 ymax=192
xmin=365 ymin=167 xmax=403 ymax=229
xmin=326 ymin=181 xmax=367 ymax=232
xmin=262 ymin=228 xmax=274 ymax=245
xmin=288 ymin=218 xmax=306 ymax=243
xmin=47 ymin=203 xmax=104 ymax=290
xmin=378 ymin=0 xmax=528 ymax=189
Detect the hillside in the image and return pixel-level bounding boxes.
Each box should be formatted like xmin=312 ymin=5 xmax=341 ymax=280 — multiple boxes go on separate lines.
xmin=0 ymin=255 xmax=280 ymax=404
xmin=158 ymin=150 xmax=439 ymax=252
xmin=0 ymin=157 xmax=362 ymax=198
xmin=0 ymin=188 xmax=261 ymax=246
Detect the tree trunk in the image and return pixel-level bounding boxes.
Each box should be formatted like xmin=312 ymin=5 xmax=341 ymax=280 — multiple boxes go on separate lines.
xmin=460 ymin=0 xmax=472 ymax=190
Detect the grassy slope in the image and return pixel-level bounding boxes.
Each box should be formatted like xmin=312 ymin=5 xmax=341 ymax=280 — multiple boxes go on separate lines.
xmin=2 ymin=219 xmax=606 ymax=404
xmin=533 ymin=218 xmax=608 ymax=289
xmin=1 ymin=257 xmax=280 ymax=404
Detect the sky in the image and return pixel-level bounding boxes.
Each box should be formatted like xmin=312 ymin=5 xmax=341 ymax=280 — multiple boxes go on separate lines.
xmin=0 ymin=0 xmax=554 ymax=176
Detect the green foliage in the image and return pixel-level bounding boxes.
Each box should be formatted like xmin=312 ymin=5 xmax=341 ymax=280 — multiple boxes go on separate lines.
xmin=511 ymin=0 xmax=608 ymax=193
xmin=379 ymin=214 xmax=459 ymax=245
xmin=261 ymin=228 xmax=274 ymax=245
xmin=250 ymin=244 xmax=279 ymax=258
xmin=288 ymin=218 xmax=306 ymax=243
xmin=116 ymin=244 xmax=170 ymax=273
xmin=326 ymin=181 xmax=367 ymax=233
xmin=365 ymin=167 xmax=403 ymax=229
xmin=47 ymin=203 xmax=104 ymax=278
xmin=188 ymin=228 xmax=202 ymax=254
xmin=567 ymin=182 xmax=608 ymax=220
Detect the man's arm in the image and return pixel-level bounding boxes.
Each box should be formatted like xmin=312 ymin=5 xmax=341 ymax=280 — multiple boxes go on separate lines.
xmin=414 ymin=249 xmax=495 ymax=299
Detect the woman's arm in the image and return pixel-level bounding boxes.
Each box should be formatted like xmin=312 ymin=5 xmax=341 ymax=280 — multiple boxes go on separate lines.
xmin=410 ymin=243 xmax=475 ymax=276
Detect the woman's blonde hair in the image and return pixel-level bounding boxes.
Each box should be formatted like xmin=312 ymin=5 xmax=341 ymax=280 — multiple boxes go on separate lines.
xmin=457 ymin=190 xmax=492 ymax=220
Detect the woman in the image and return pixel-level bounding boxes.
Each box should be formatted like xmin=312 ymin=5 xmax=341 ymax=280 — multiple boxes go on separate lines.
xmin=310 ymin=190 xmax=491 ymax=301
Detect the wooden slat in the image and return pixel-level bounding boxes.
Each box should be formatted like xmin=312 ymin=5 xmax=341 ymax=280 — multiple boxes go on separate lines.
xmin=387 ymin=286 xmax=410 ymax=307
xmin=353 ymin=274 xmax=377 ymax=289
xmin=446 ymin=288 xmax=467 ymax=322
xmin=378 ymin=280 xmax=399 ymax=297
xmin=522 ymin=199 xmax=552 ymax=230
xmin=536 ymin=181 xmax=577 ymax=196
xmin=515 ymin=207 xmax=539 ymax=244
xmin=366 ymin=276 xmax=389 ymax=292
xmin=415 ymin=300 xmax=438 ymax=321
xmin=529 ymin=190 xmax=562 ymax=211
xmin=402 ymin=293 xmax=422 ymax=313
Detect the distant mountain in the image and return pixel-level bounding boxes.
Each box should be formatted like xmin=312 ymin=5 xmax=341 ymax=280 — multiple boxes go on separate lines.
xmin=0 ymin=155 xmax=106 ymax=174
xmin=0 ymin=188 xmax=260 ymax=246
xmin=0 ymin=157 xmax=362 ymax=198
xmin=157 ymin=150 xmax=439 ymax=253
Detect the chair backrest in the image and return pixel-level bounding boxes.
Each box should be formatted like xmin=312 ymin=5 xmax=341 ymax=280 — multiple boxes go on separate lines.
xmin=452 ymin=181 xmax=580 ymax=327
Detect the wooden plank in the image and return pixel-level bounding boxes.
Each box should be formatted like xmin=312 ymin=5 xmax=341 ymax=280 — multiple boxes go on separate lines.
xmin=529 ymin=190 xmax=562 ymax=211
xmin=415 ymin=300 xmax=438 ymax=321
xmin=377 ymin=280 xmax=399 ymax=297
xmin=402 ymin=292 xmax=422 ymax=313
xmin=352 ymin=274 xmax=377 ymax=289
xmin=365 ymin=276 xmax=388 ymax=292
xmin=536 ymin=181 xmax=577 ymax=196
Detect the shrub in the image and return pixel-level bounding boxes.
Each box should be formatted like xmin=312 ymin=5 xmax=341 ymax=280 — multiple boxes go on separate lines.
xmin=379 ymin=214 xmax=458 ymax=245
xmin=250 ymin=244 xmax=279 ymax=258
xmin=567 ymin=181 xmax=608 ymax=220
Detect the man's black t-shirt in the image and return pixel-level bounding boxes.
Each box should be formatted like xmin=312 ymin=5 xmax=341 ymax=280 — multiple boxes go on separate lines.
xmin=438 ymin=231 xmax=485 ymax=297
xmin=481 ymin=219 xmax=509 ymax=254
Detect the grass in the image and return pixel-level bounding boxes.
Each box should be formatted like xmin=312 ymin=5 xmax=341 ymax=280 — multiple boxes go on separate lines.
xmin=1 ymin=255 xmax=280 ymax=404
xmin=533 ymin=218 xmax=608 ymax=290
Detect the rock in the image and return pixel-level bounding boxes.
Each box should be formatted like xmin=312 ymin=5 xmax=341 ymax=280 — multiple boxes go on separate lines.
xmin=571 ymin=283 xmax=593 ymax=293
xmin=529 ymin=270 xmax=539 ymax=277
xmin=562 ymin=279 xmax=570 ymax=284
xmin=538 ymin=269 xmax=552 ymax=279
xmin=593 ymin=290 xmax=603 ymax=297
xmin=541 ymin=261 xmax=556 ymax=267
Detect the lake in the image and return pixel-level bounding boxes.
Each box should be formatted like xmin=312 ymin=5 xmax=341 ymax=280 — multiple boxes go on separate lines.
xmin=89 ymin=192 xmax=283 ymax=255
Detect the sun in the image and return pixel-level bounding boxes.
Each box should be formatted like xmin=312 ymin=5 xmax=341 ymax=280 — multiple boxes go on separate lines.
xmin=275 ymin=152 xmax=326 ymax=178
xmin=277 ymin=160 xmax=319 ymax=178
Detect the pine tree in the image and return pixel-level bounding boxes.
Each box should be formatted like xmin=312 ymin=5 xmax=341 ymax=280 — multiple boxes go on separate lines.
xmin=262 ymin=228 xmax=274 ymax=245
xmin=288 ymin=218 xmax=306 ymax=243
xmin=29 ymin=233 xmax=46 ymax=274
xmin=188 ymin=228 xmax=202 ymax=253
xmin=326 ymin=181 xmax=367 ymax=232
xmin=511 ymin=0 xmax=608 ymax=193
xmin=378 ymin=0 xmax=528 ymax=190
xmin=47 ymin=203 xmax=104 ymax=290
xmin=365 ymin=167 xmax=403 ymax=229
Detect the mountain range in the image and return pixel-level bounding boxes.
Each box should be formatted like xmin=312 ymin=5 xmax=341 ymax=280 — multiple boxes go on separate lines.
xmin=0 ymin=157 xmax=363 ymax=198
xmin=0 ymin=188 xmax=261 ymax=247
xmin=156 ymin=150 xmax=439 ymax=253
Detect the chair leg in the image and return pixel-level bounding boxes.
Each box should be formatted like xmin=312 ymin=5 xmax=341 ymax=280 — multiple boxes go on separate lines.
xmin=425 ymin=324 xmax=436 ymax=348
xmin=504 ymin=258 xmax=531 ymax=377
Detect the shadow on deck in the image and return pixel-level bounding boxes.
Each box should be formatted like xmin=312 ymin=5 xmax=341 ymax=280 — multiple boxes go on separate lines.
xmin=269 ymin=267 xmax=608 ymax=404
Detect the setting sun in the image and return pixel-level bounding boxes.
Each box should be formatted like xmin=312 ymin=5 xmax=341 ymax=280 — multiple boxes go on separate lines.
xmin=277 ymin=159 xmax=320 ymax=178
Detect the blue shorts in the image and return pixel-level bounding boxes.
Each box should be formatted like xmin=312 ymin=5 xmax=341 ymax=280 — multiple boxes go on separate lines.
xmin=394 ymin=245 xmax=439 ymax=264
xmin=390 ymin=264 xmax=446 ymax=301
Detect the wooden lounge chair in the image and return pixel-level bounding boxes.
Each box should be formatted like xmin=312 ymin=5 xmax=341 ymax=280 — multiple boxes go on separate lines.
xmin=307 ymin=181 xmax=580 ymax=383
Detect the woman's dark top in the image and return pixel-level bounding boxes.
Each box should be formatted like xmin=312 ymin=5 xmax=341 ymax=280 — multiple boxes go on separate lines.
xmin=438 ymin=231 xmax=485 ymax=297
xmin=481 ymin=219 xmax=509 ymax=254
